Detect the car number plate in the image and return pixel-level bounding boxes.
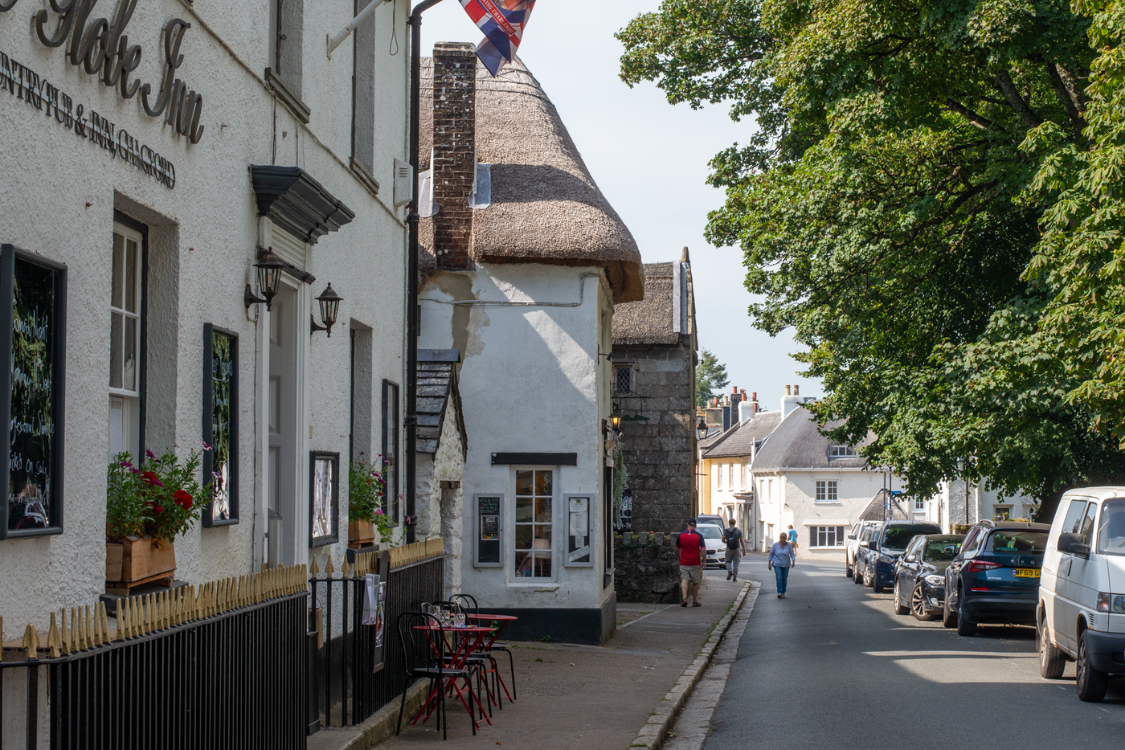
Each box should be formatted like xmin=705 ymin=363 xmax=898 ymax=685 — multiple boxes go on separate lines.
xmin=1013 ymin=568 xmax=1040 ymax=578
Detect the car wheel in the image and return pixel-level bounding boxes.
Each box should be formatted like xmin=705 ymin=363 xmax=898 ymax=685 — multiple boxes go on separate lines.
xmin=872 ymin=576 xmax=884 ymax=594
xmin=941 ymin=591 xmax=956 ymax=628
xmin=853 ymin=562 xmax=863 ymax=585
xmin=845 ymin=558 xmax=852 ymax=578
xmin=862 ymin=565 xmax=874 ymax=588
xmin=1036 ymin=616 xmax=1065 ymax=680
xmin=956 ymin=588 xmax=976 ymax=636
xmin=1076 ymin=630 xmax=1109 ymax=702
xmin=893 ymin=580 xmax=909 ymax=615
xmin=911 ymin=584 xmax=935 ymax=621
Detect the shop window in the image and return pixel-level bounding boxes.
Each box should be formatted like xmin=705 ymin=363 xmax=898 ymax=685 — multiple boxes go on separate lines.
xmin=514 ymin=469 xmax=553 ymax=579
xmin=815 ymin=480 xmax=838 ymax=502
xmin=202 ymin=325 xmax=238 ymax=526
xmin=109 ymin=220 xmax=146 ymax=462
xmin=381 ymin=380 xmax=399 ymax=522
xmin=1 ymin=245 xmax=67 ymax=539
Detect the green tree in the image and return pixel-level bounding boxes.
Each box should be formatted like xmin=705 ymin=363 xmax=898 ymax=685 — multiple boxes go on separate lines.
xmin=619 ymin=0 xmax=1125 ymax=519
xmin=696 ymin=349 xmax=730 ymax=407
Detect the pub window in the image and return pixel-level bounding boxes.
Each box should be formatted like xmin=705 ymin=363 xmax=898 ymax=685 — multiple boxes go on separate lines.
xmin=202 ymin=325 xmax=238 ymax=526
xmin=474 ymin=494 xmax=502 ymax=567
xmin=514 ymin=469 xmax=553 ymax=579
xmin=268 ymin=0 xmax=310 ymax=122
xmin=109 ymin=220 xmax=146 ymax=462
xmin=309 ymin=451 xmax=340 ymax=547
xmin=1 ymin=245 xmax=67 ymax=539
xmin=613 ymin=364 xmax=633 ymax=396
xmin=381 ymin=380 xmax=399 ymax=522
xmin=809 ymin=526 xmax=846 ymax=548
xmin=351 ymin=0 xmax=378 ymax=180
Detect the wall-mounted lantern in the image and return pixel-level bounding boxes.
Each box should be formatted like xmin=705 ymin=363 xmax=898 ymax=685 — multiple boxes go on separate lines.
xmin=696 ymin=416 xmax=708 ymax=441
xmin=244 ymin=248 xmax=285 ymax=310
xmin=609 ymin=407 xmax=623 ymax=431
xmin=310 ymin=283 xmax=343 ymax=337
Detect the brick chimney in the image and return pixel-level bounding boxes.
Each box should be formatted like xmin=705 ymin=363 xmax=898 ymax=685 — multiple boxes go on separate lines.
xmin=432 ymin=42 xmax=477 ymax=271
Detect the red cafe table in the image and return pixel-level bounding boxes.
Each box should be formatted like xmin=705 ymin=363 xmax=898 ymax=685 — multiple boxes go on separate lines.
xmin=411 ymin=624 xmax=495 ymax=731
xmin=465 ymin=614 xmax=519 ymax=704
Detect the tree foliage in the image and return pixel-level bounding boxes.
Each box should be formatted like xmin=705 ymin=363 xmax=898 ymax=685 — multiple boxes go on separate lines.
xmin=696 ymin=349 xmax=731 ymax=407
xmin=619 ymin=0 xmax=1125 ymax=518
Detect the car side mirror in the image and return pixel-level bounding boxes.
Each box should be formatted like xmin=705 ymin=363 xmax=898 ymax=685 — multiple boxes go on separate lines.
xmin=847 ymin=533 xmax=857 ymax=540
xmin=1072 ymin=543 xmax=1090 ymax=559
xmin=858 ymin=541 xmax=870 ymax=548
xmin=904 ymin=555 xmax=916 ymax=562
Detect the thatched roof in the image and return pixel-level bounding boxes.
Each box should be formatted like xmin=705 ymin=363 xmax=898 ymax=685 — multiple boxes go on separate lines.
xmin=614 ymin=262 xmax=682 ymax=345
xmin=419 ymin=56 xmax=644 ymax=303
xmin=859 ymin=490 xmax=910 ymax=522
xmin=752 ymin=406 xmax=870 ymax=471
xmin=704 ymin=411 xmax=783 ymax=459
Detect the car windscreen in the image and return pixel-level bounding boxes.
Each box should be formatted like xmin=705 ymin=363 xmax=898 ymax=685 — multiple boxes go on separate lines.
xmin=697 ymin=526 xmax=723 ymax=539
xmin=1098 ymin=499 xmax=1125 ymax=556
xmin=987 ymin=530 xmax=1048 ymax=553
xmin=881 ymin=526 xmax=937 ymax=551
xmin=925 ymin=540 xmax=961 ymax=561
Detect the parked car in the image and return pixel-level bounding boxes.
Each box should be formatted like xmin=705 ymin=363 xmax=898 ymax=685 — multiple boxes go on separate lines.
xmin=1038 ymin=488 xmax=1125 ymax=702
xmin=845 ymin=520 xmax=882 ymax=578
xmin=893 ymin=534 xmax=964 ymax=620
xmin=860 ymin=522 xmax=941 ymax=593
xmin=942 ymin=520 xmax=1051 ymax=637
xmin=696 ymin=523 xmax=726 ymax=569
xmin=853 ymin=524 xmax=879 ymax=585
xmin=697 ymin=514 xmax=725 ymax=528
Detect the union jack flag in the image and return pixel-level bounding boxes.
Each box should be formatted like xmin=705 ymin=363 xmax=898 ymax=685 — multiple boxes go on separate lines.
xmin=460 ymin=0 xmax=537 ymax=76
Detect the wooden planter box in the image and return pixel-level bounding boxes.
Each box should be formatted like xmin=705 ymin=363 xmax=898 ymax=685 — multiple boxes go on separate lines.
xmin=106 ymin=536 xmax=176 ymax=594
xmin=348 ymin=520 xmax=376 ymax=547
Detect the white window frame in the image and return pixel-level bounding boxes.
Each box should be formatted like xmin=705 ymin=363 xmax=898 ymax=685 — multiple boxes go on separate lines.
xmin=511 ymin=468 xmax=556 ymax=582
xmin=109 ymin=221 xmax=144 ymax=462
xmin=915 ymin=497 xmax=926 ymax=511
xmin=815 ymin=480 xmax=838 ymax=503
xmin=809 ymin=525 xmax=846 ymax=548
xmin=728 ymin=463 xmax=734 ymax=491
xmin=717 ymin=463 xmax=724 ymax=490
xmin=829 ymin=445 xmax=857 ymax=458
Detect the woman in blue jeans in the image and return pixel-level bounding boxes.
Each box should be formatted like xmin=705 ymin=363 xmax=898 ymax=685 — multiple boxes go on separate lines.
xmin=768 ymin=533 xmax=796 ymax=599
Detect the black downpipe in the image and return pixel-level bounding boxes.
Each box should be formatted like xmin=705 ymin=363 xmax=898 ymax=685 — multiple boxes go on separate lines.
xmin=406 ymin=0 xmax=446 ymax=544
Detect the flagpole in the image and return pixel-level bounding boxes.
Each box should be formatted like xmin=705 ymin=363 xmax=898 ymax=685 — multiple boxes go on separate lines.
xmin=405 ymin=0 xmax=446 ymax=545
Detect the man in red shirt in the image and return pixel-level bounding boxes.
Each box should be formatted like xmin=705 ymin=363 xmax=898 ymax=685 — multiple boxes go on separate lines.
xmin=676 ymin=518 xmax=705 ymax=607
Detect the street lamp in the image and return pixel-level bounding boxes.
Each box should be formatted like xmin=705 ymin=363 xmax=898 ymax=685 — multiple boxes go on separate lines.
xmin=244 ymin=248 xmax=285 ymax=310
xmin=311 ymin=283 xmax=343 ymax=337
xmin=609 ymin=407 xmax=623 ymax=431
xmin=696 ymin=416 xmax=708 ymax=441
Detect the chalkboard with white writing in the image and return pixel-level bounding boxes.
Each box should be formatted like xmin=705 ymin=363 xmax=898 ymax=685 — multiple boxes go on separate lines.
xmin=1 ymin=245 xmax=66 ymax=539
xmin=202 ymin=324 xmax=238 ymax=526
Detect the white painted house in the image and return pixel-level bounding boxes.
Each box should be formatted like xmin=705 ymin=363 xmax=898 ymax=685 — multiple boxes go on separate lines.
xmin=415 ymin=45 xmax=644 ymax=643
xmin=0 ymin=1 xmax=411 ymax=629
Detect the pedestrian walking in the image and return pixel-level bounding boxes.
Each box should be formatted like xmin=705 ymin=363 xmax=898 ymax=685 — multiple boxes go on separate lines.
xmin=768 ymin=532 xmax=797 ymax=598
xmin=787 ymin=524 xmax=798 ymax=550
xmin=722 ymin=518 xmax=746 ymax=581
xmin=675 ymin=518 xmax=705 ymax=607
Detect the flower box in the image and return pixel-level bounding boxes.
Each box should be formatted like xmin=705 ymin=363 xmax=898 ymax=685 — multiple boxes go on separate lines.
xmin=348 ymin=520 xmax=376 ymax=546
xmin=106 ymin=536 xmax=176 ymax=593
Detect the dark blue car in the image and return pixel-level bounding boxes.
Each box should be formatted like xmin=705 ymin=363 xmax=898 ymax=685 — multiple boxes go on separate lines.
xmin=942 ymin=520 xmax=1051 ymax=636
xmin=860 ymin=522 xmax=941 ymax=593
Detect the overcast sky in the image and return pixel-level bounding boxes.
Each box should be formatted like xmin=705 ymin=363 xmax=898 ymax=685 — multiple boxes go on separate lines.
xmin=419 ymin=0 xmax=822 ymax=411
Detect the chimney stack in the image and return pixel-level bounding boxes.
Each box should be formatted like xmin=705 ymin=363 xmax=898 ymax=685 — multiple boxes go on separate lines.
xmin=432 ymin=42 xmax=477 ymax=271
xmin=782 ymin=384 xmax=802 ymax=418
xmin=794 ymin=384 xmax=800 ymax=396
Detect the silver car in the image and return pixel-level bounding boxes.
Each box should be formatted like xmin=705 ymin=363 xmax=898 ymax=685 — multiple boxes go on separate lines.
xmin=845 ymin=520 xmax=882 ymax=578
xmin=697 ymin=523 xmax=727 ymax=569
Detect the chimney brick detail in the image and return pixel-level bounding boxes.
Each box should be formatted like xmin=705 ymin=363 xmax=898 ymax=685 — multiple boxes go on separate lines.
xmin=432 ymin=42 xmax=477 ymax=271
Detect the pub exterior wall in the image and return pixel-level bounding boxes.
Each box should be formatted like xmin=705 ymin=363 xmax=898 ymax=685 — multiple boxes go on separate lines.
xmin=0 ymin=1 xmax=409 ymax=631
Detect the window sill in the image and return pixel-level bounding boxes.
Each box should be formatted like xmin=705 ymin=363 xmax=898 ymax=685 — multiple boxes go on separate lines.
xmin=507 ymin=582 xmax=560 ymax=592
xmin=265 ymin=68 xmax=311 ymax=124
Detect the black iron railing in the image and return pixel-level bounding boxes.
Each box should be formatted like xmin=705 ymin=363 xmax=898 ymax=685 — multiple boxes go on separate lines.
xmin=308 ymin=542 xmax=444 ymax=730
xmin=0 ymin=565 xmax=308 ymax=750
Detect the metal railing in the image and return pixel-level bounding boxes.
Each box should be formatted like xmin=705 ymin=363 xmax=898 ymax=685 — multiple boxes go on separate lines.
xmin=0 ymin=565 xmax=308 ymax=750
xmin=308 ymin=539 xmax=444 ymax=730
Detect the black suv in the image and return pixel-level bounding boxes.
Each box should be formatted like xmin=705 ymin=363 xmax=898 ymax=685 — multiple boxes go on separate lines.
xmin=856 ymin=521 xmax=941 ymax=593
xmin=942 ymin=520 xmax=1051 ymax=635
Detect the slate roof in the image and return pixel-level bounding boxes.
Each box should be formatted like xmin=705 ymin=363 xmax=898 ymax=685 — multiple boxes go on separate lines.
xmin=613 ymin=262 xmax=682 ymax=345
xmin=416 ymin=350 xmax=467 ymax=456
xmin=858 ymin=490 xmax=910 ymax=521
xmin=418 ymin=56 xmax=644 ymax=303
xmin=703 ymin=411 xmax=784 ymax=459
xmin=751 ymin=405 xmax=870 ymax=470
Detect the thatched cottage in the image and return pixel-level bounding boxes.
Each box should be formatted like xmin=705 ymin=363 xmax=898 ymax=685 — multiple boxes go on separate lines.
xmin=415 ymin=43 xmax=644 ymax=643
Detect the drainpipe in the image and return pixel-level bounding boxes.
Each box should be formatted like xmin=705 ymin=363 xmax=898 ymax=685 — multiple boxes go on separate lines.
xmin=405 ymin=0 xmax=446 ymax=544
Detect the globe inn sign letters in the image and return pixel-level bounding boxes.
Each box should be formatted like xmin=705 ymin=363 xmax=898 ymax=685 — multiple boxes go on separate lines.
xmin=0 ymin=0 xmax=209 ymax=189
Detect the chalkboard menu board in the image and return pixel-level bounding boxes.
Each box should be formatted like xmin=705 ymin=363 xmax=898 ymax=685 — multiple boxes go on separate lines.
xmin=476 ymin=495 xmax=501 ymax=566
xmin=202 ymin=324 xmax=238 ymax=527
xmin=1 ymin=245 xmax=66 ymax=539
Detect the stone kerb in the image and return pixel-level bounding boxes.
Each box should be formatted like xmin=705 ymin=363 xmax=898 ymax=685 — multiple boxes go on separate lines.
xmin=614 ymin=532 xmax=680 ymax=603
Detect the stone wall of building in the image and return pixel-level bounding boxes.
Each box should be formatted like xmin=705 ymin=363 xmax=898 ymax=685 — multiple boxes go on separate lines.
xmin=614 ymin=533 xmax=681 ymax=603
xmin=617 ymin=344 xmax=695 ymax=533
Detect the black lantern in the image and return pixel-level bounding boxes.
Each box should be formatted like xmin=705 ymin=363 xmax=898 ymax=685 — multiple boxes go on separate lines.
xmin=312 ymin=283 xmax=343 ymax=337
xmin=697 ymin=416 xmax=708 ymax=441
xmin=609 ymin=407 xmax=623 ymax=431
xmin=244 ymin=248 xmax=286 ymax=310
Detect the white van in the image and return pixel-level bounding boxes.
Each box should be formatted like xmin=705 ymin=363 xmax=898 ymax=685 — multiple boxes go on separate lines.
xmin=1037 ymin=487 xmax=1125 ymax=701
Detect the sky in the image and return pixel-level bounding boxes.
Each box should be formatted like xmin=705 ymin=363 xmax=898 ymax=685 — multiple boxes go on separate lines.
xmin=419 ymin=0 xmax=822 ymax=410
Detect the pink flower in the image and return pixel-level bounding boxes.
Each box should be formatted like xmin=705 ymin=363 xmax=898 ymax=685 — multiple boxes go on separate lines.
xmin=212 ymin=472 xmax=223 ymax=480
xmin=202 ymin=441 xmax=212 ymax=451
xmin=145 ymin=449 xmax=156 ymax=459
xmin=119 ymin=460 xmax=133 ymax=469
xmin=374 ymin=508 xmax=384 ymax=516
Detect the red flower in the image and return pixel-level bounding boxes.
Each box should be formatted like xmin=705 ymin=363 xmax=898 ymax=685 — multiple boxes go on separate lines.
xmin=141 ymin=471 xmax=165 ymax=488
xmin=173 ymin=490 xmax=193 ymax=509
xmin=153 ymin=505 xmax=163 ymax=514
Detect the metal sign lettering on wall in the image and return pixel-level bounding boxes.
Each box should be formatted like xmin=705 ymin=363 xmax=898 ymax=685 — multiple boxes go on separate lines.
xmin=0 ymin=0 xmax=209 ymax=188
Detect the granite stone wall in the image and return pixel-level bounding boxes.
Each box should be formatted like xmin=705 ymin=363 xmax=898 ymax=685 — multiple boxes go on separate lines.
xmin=614 ymin=532 xmax=681 ymax=603
xmin=616 ymin=344 xmax=695 ymax=533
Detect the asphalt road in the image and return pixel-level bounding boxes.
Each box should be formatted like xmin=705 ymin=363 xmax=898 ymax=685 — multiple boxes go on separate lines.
xmin=702 ymin=555 xmax=1125 ymax=750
